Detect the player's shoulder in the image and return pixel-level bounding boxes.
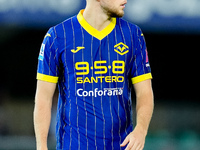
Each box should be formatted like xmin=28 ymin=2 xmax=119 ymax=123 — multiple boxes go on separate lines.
xmin=117 ymin=18 xmax=142 ymax=33
xmin=48 ymin=15 xmax=78 ymax=39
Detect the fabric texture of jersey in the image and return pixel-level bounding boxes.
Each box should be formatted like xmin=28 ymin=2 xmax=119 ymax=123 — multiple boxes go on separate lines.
xmin=37 ymin=10 xmax=152 ymax=150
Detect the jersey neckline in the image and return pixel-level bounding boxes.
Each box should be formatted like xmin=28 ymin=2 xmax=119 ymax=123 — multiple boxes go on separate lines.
xmin=77 ymin=9 xmax=116 ymax=41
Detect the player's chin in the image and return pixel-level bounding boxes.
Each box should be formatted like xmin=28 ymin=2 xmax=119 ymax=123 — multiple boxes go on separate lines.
xmin=117 ymin=11 xmax=125 ymax=18
xmin=113 ymin=10 xmax=124 ymax=18
xmin=109 ymin=9 xmax=124 ymax=18
xmin=118 ymin=8 xmax=125 ymax=16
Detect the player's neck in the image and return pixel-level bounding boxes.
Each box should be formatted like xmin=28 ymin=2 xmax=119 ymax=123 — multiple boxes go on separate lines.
xmin=83 ymin=3 xmax=113 ymax=31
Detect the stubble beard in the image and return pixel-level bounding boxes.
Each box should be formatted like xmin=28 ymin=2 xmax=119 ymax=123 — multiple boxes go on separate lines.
xmin=101 ymin=5 xmax=124 ymax=18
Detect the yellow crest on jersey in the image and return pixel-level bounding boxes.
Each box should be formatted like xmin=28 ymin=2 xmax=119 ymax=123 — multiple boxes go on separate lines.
xmin=114 ymin=42 xmax=129 ymax=55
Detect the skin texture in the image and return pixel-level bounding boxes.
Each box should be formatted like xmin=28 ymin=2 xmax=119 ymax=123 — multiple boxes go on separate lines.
xmin=121 ymin=79 xmax=154 ymax=150
xmin=83 ymin=0 xmax=127 ymax=31
xmin=34 ymin=1 xmax=154 ymax=150
xmin=34 ymin=81 xmax=56 ymax=150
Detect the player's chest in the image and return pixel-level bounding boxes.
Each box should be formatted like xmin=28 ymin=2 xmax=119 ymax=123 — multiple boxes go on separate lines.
xmin=60 ymin=38 xmax=133 ymax=75
xmin=59 ymin=32 xmax=134 ymax=75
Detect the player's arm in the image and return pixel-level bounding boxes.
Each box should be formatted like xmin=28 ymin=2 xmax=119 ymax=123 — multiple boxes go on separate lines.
xmin=34 ymin=80 xmax=57 ymax=150
xmin=121 ymin=79 xmax=154 ymax=150
xmin=134 ymin=79 xmax=154 ymax=137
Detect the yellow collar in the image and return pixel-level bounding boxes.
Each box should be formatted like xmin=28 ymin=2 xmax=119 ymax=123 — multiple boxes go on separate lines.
xmin=77 ymin=10 xmax=116 ymax=40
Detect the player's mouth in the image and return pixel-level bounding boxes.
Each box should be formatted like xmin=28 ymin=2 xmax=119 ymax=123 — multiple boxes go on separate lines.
xmin=120 ymin=2 xmax=127 ymax=9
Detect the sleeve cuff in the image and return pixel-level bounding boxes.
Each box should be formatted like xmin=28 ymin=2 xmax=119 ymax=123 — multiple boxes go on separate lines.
xmin=131 ymin=73 xmax=152 ymax=84
xmin=37 ymin=73 xmax=58 ymax=83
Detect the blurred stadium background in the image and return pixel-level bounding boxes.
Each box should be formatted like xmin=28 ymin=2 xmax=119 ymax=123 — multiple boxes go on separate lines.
xmin=0 ymin=0 xmax=199 ymax=149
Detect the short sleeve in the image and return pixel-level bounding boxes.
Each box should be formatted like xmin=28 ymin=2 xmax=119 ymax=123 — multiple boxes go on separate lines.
xmin=130 ymin=27 xmax=152 ymax=84
xmin=36 ymin=27 xmax=59 ymax=83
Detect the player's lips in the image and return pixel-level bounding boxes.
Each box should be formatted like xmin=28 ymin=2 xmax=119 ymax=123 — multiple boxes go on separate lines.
xmin=120 ymin=2 xmax=127 ymax=8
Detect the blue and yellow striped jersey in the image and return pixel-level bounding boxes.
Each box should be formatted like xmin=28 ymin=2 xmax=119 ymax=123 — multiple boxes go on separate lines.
xmin=37 ymin=10 xmax=152 ymax=150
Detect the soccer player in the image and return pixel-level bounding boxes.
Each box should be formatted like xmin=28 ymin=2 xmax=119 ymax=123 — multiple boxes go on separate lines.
xmin=34 ymin=0 xmax=154 ymax=150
